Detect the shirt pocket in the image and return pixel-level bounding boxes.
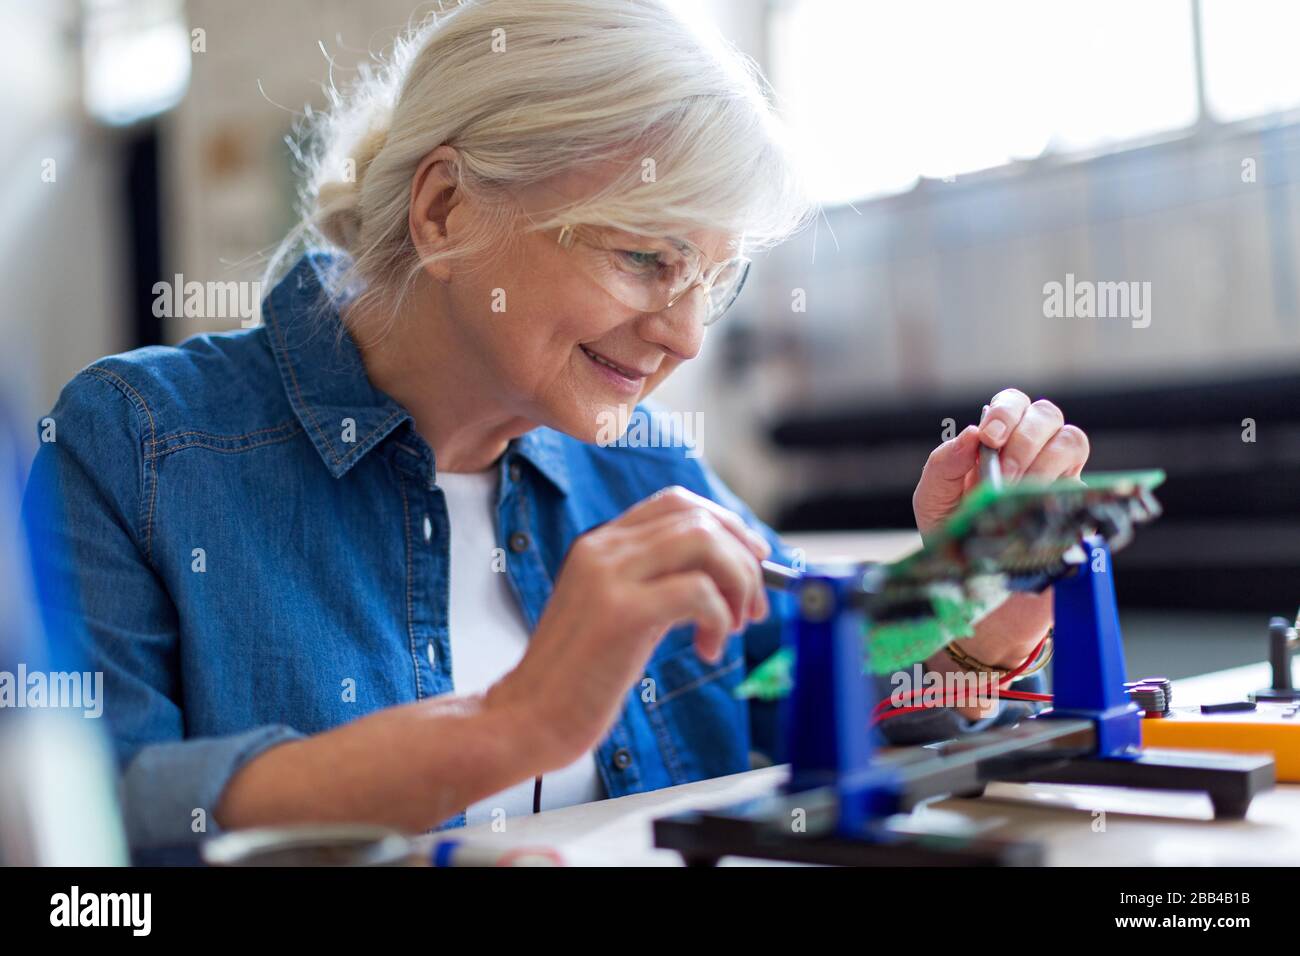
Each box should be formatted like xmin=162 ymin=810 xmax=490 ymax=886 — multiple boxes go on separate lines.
xmin=640 ymin=635 xmax=749 ymax=785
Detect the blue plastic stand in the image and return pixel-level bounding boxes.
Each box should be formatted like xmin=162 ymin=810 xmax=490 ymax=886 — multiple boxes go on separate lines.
xmin=654 ymin=534 xmax=1273 ymax=864
xmin=1038 ymin=534 xmax=1141 ymax=757
xmin=781 ymin=571 xmax=901 ymax=835
xmin=780 ymin=535 xmax=1143 ymax=835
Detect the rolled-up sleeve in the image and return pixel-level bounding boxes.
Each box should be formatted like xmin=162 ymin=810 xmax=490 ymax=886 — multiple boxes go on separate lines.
xmin=24 ymin=368 xmax=303 ymax=849
xmin=119 ymin=725 xmax=305 ymax=847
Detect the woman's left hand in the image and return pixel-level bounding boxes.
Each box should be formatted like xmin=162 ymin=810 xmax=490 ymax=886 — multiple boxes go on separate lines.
xmin=913 ymin=388 xmax=1090 ymax=538
xmin=912 ymin=388 xmax=1091 ymax=671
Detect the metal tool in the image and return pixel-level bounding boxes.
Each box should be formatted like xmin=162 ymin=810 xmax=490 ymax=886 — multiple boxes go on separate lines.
xmin=979 ymin=441 xmax=1003 ymax=490
xmin=201 ymin=824 xmax=417 ymax=866
xmin=1256 ymin=610 xmax=1300 ymax=701
xmin=761 ymin=559 xmax=801 ymax=591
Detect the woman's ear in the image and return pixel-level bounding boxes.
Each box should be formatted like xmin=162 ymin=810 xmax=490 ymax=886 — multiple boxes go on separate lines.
xmin=408 ymin=144 xmax=464 ymax=281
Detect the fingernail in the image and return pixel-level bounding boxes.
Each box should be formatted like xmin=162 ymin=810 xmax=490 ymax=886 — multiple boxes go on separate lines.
xmin=982 ymin=420 xmax=1007 ymax=443
xmin=747 ymin=529 xmax=771 ymax=556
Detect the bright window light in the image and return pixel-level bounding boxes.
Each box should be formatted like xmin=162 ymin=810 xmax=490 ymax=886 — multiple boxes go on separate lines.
xmin=1200 ymin=0 xmax=1300 ymax=123
xmin=770 ymin=0 xmax=1198 ymax=204
xmin=81 ymin=0 xmax=191 ymax=126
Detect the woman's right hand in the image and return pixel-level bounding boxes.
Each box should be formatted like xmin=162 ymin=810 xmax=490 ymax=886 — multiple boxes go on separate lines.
xmin=485 ymin=485 xmax=772 ymax=771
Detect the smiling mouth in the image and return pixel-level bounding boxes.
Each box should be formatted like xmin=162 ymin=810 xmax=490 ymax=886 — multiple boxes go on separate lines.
xmin=580 ymin=346 xmax=651 ymax=380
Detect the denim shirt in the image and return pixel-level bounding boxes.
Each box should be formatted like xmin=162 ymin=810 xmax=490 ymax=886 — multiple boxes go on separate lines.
xmin=24 ymin=251 xmax=1042 ymax=849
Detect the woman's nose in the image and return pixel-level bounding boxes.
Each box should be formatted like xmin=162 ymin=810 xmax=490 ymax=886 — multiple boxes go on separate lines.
xmin=637 ymin=287 xmax=707 ymax=360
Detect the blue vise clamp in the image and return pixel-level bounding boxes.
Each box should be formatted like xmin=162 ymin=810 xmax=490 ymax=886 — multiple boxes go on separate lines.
xmin=653 ymin=530 xmax=1273 ymax=866
xmin=1038 ymin=533 xmax=1141 ymax=757
xmin=781 ymin=563 xmax=901 ymax=836
xmin=779 ymin=533 xmax=1142 ymax=839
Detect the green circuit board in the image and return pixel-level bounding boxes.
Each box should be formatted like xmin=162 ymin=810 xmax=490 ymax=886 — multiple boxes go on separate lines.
xmin=735 ymin=469 xmax=1166 ymax=700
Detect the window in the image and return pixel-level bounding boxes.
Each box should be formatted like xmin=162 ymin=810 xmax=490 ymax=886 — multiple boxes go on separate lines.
xmin=82 ymin=0 xmax=191 ymax=126
xmin=770 ymin=0 xmax=1200 ymax=204
xmin=1200 ymin=0 xmax=1300 ymax=122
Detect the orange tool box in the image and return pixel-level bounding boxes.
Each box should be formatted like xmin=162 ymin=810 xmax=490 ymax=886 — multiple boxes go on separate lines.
xmin=1139 ymin=702 xmax=1300 ymax=782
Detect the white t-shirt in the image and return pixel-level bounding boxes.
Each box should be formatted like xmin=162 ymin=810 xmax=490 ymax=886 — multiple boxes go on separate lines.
xmin=437 ymin=467 xmax=605 ymax=826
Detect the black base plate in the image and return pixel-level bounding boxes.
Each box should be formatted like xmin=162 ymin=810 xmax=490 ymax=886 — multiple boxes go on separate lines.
xmin=652 ymin=717 xmax=1276 ymax=866
xmin=652 ymin=794 xmax=1043 ymax=867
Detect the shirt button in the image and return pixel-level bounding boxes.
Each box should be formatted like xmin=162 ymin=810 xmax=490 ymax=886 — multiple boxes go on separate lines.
xmin=612 ymin=748 xmax=632 ymax=770
xmin=508 ymin=461 xmax=522 ymax=482
xmin=422 ymin=515 xmax=433 ymax=542
xmin=426 ymin=641 xmax=437 ymax=668
xmin=508 ymin=531 xmax=530 ymax=553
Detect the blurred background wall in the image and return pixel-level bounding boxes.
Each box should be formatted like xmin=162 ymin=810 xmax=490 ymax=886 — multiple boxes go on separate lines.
xmin=3 ymin=0 xmax=1298 ymax=673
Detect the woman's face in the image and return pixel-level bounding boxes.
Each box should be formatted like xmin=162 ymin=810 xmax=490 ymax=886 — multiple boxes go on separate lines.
xmin=437 ymin=162 xmax=741 ymax=444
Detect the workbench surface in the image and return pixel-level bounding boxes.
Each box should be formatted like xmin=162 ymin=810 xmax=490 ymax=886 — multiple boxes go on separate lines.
xmin=414 ymin=660 xmax=1299 ymax=866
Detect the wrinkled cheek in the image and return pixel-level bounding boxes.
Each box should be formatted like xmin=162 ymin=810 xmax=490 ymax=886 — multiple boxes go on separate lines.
xmin=540 ymin=353 xmax=597 ymax=416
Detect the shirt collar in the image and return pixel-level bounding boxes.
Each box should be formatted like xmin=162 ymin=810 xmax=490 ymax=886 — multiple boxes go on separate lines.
xmin=262 ymin=251 xmax=571 ymax=495
xmin=262 ymin=251 xmax=410 ymax=478
xmin=509 ymin=426 xmax=572 ymax=497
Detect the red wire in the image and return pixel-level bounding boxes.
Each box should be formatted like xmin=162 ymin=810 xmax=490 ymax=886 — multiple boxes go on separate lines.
xmin=999 ymin=689 xmax=1053 ymax=702
xmin=997 ymin=630 xmax=1051 ymax=684
xmin=870 ymin=630 xmax=1054 ymax=725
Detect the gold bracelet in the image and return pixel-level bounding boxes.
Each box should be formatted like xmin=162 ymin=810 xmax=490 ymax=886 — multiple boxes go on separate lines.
xmin=945 ymin=627 xmax=1054 ymax=680
xmin=943 ymin=640 xmax=1009 ymax=677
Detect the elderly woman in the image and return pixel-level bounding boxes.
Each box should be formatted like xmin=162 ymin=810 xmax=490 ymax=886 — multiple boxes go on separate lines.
xmin=27 ymin=0 xmax=1086 ymax=849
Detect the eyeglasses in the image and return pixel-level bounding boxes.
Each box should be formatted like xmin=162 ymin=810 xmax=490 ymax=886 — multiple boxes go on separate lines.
xmin=556 ymin=224 xmax=751 ymax=326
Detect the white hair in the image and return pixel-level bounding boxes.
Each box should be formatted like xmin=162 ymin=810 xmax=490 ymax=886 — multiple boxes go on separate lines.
xmin=268 ymin=0 xmax=818 ymax=322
